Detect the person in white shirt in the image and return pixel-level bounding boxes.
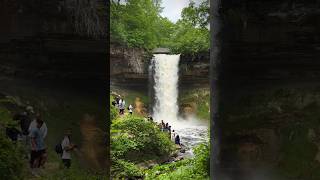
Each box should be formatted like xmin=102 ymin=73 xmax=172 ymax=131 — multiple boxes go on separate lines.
xmin=28 ymin=114 xmax=48 ymax=169
xmin=120 ymin=99 xmax=126 ymax=115
xmin=128 ymin=104 xmax=133 ymax=115
xmin=171 ymin=130 xmax=176 ymax=141
xmin=61 ymin=129 xmax=77 ymax=168
xmin=28 ymin=114 xmax=47 ymax=139
xmin=118 ymin=99 xmax=122 ymax=109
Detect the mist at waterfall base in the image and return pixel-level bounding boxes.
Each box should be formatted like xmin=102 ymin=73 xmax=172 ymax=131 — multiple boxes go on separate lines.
xmin=150 ymin=54 xmax=208 ymax=158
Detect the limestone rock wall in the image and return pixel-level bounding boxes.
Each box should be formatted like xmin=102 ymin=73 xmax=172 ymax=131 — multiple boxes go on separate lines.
xmin=110 ymin=44 xmax=210 ymax=87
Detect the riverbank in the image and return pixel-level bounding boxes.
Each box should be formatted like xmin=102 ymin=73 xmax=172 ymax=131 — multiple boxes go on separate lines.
xmin=110 ymin=90 xmax=209 ymax=179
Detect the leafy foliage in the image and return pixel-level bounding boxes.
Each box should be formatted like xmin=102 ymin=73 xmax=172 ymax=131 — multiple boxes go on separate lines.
xmin=0 ymin=105 xmax=25 ymax=180
xmin=110 ymin=0 xmax=166 ymax=50
xmin=111 ymin=116 xmax=174 ymax=159
xmin=110 ymin=0 xmax=209 ymax=54
xmin=145 ymin=142 xmax=210 ymax=180
xmin=111 ymin=115 xmax=175 ymax=178
xmin=110 ymin=96 xmax=118 ymax=123
xmin=111 ymin=159 xmax=144 ymax=179
xmin=181 ymin=0 xmax=209 ymax=29
xmin=0 ymin=132 xmax=25 ymax=180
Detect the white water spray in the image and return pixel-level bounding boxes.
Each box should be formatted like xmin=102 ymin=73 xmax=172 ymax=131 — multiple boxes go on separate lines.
xmin=152 ymin=54 xmax=180 ymax=122
xmin=151 ymin=53 xmax=208 ymax=158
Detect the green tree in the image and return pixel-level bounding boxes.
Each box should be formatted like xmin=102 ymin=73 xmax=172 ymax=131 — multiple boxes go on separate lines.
xmin=110 ymin=0 xmax=164 ymax=50
xmin=181 ymin=0 xmax=209 ymax=29
xmin=168 ymin=21 xmax=209 ymax=55
xmin=167 ymin=0 xmax=210 ymax=54
xmin=110 ymin=0 xmax=210 ymax=54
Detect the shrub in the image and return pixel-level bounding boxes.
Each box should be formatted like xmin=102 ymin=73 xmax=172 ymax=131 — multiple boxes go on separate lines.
xmin=111 ymin=159 xmax=143 ymax=179
xmin=110 ymin=96 xmax=118 ymax=123
xmin=111 ymin=116 xmax=174 ymax=160
xmin=145 ymin=142 xmax=209 ymax=180
xmin=0 ymin=134 xmax=25 ymax=180
xmin=111 ymin=116 xmax=176 ymax=178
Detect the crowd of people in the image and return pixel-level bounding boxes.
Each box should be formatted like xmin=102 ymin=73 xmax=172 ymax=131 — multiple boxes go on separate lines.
xmin=5 ymin=105 xmax=77 ymax=177
xmin=147 ymin=117 xmax=181 ymax=145
xmin=112 ymin=95 xmax=134 ymax=115
xmin=111 ymin=94 xmax=181 ymax=146
xmin=158 ymin=119 xmax=180 ymax=146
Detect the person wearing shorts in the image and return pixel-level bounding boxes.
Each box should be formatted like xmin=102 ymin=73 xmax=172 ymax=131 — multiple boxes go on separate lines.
xmin=30 ymin=120 xmax=46 ymax=176
xmin=61 ymin=129 xmax=77 ymax=168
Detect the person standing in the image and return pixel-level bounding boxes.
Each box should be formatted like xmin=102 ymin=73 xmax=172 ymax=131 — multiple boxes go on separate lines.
xmin=14 ymin=111 xmax=31 ymax=145
xmin=61 ymin=129 xmax=77 ymax=168
xmin=28 ymin=114 xmax=48 ymax=168
xmin=175 ymin=134 xmax=181 ymax=145
xmin=161 ymin=120 xmax=165 ymax=131
xmin=128 ymin=104 xmax=133 ymax=115
xmin=168 ymin=126 xmax=172 ymax=137
xmin=171 ymin=130 xmax=176 ymax=141
xmin=29 ymin=114 xmax=48 ymax=140
xmin=30 ymin=120 xmax=46 ymax=176
xmin=121 ymin=99 xmax=126 ymax=115
xmin=165 ymin=123 xmax=169 ymax=132
xmin=115 ymin=95 xmax=120 ymax=105
xmin=118 ymin=98 xmax=122 ymax=113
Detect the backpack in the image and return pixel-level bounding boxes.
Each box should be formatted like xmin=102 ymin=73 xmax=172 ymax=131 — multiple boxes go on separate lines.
xmin=55 ymin=143 xmax=63 ymax=154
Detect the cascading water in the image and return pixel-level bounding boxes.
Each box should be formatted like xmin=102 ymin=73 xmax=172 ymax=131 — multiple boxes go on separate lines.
xmin=150 ymin=54 xmax=208 ymax=158
xmin=152 ymin=54 xmax=180 ymax=122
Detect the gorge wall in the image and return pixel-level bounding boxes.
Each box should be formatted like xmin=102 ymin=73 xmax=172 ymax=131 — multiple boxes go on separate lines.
xmin=215 ymin=0 xmax=320 ymax=179
xmin=0 ymin=0 xmax=107 ymax=80
xmin=110 ymin=44 xmax=210 ymax=88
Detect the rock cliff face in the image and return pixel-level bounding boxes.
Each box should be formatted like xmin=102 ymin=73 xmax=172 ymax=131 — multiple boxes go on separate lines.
xmin=0 ymin=0 xmax=107 ymax=80
xmin=214 ymin=1 xmax=320 ymax=179
xmin=110 ymin=44 xmax=150 ymax=86
xmin=110 ymin=44 xmax=209 ymax=88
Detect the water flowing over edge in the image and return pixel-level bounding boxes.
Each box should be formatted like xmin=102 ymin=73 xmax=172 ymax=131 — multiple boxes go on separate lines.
xmin=150 ymin=54 xmax=208 ymax=157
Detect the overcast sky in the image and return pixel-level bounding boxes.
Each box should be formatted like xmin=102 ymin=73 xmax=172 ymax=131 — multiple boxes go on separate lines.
xmin=160 ymin=0 xmax=190 ymax=23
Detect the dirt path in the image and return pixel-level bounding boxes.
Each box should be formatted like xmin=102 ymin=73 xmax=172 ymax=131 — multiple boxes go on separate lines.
xmin=79 ymin=113 xmax=107 ymax=170
xmin=134 ymin=97 xmax=147 ymax=116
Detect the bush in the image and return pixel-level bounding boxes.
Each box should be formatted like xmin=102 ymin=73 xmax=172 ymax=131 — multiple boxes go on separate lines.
xmin=193 ymin=143 xmax=210 ymax=176
xmin=110 ymin=102 xmax=118 ymax=124
xmin=110 ymin=95 xmax=118 ymax=122
xmin=111 ymin=116 xmax=176 ymax=178
xmin=111 ymin=159 xmax=143 ymax=179
xmin=111 ymin=116 xmax=174 ymax=160
xmin=0 ymin=134 xmax=25 ymax=180
xmin=145 ymin=143 xmax=209 ymax=180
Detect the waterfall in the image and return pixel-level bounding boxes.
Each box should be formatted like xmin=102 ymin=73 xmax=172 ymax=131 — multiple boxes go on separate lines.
xmin=150 ymin=53 xmax=208 ymax=158
xmin=152 ymin=54 xmax=180 ymax=123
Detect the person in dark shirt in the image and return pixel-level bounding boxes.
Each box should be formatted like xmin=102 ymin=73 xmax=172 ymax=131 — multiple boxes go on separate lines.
xmin=13 ymin=111 xmax=31 ymax=136
xmin=175 ymin=135 xmax=181 ymax=145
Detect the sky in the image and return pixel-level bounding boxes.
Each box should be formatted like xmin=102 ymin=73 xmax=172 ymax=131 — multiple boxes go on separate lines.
xmin=160 ymin=0 xmax=190 ymax=23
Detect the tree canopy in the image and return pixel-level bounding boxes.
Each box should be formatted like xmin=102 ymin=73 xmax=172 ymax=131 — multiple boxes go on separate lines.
xmin=110 ymin=0 xmax=209 ymax=54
